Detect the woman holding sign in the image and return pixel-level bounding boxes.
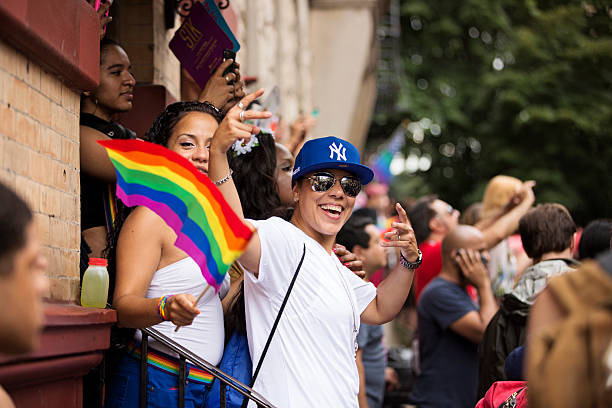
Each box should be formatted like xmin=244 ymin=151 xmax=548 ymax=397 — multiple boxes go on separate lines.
xmin=105 ymin=98 xmax=270 ymax=408
xmin=208 ymin=90 xmax=420 ymax=407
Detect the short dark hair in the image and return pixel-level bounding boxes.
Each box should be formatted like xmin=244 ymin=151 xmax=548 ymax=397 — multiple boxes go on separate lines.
xmin=351 ymin=208 xmax=377 ymax=225
xmin=408 ymin=195 xmax=438 ymax=245
xmin=0 ymin=182 xmax=33 ymax=276
xmin=336 ymin=216 xmax=373 ymax=252
xmin=100 ymin=38 xmax=121 ymax=63
xmin=578 ymin=219 xmax=612 ymax=260
xmin=519 ymin=203 xmax=576 ymax=261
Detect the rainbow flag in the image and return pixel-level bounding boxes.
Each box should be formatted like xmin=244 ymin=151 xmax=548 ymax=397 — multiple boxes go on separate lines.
xmin=98 ymin=139 xmax=253 ymax=292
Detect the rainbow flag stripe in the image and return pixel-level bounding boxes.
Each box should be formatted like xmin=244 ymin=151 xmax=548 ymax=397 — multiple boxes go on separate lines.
xmin=129 ymin=342 xmax=213 ymax=384
xmin=98 ymin=139 xmax=253 ymax=292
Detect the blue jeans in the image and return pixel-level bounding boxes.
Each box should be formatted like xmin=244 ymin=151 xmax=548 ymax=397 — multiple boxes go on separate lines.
xmin=106 ymin=354 xmax=211 ymax=408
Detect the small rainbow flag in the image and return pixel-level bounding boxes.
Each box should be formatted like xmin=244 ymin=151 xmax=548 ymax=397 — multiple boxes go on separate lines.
xmin=98 ymin=139 xmax=253 ymax=292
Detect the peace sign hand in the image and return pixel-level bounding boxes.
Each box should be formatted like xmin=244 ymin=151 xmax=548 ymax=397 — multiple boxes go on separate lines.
xmin=380 ymin=203 xmax=419 ymax=262
xmin=210 ymin=88 xmax=272 ymax=155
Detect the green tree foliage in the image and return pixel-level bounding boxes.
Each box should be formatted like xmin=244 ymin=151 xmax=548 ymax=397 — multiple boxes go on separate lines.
xmin=369 ymin=0 xmax=612 ymax=224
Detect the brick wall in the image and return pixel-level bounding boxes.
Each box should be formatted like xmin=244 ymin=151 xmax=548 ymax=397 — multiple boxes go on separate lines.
xmin=112 ymin=0 xmax=180 ymax=100
xmin=0 ymin=38 xmax=81 ymax=303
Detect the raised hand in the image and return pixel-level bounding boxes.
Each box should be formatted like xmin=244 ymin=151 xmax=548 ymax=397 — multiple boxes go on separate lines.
xmin=380 ymin=203 xmax=419 ymax=262
xmin=198 ymin=59 xmax=240 ymax=112
xmin=92 ymin=0 xmax=113 ymax=40
xmin=455 ymin=248 xmax=490 ymax=289
xmin=210 ymin=88 xmax=272 ymax=154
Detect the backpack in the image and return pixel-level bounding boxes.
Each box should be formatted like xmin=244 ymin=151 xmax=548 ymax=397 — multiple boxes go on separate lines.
xmin=475 ymin=381 xmax=527 ymax=408
xmin=478 ymin=294 xmax=529 ymax=398
xmin=527 ymin=254 xmax=612 ymax=408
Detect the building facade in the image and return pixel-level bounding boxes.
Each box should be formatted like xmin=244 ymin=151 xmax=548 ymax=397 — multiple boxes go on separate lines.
xmin=0 ymin=0 xmax=385 ymax=406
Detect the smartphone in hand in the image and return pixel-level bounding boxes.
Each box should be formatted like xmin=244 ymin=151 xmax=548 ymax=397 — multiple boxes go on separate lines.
xmin=222 ymin=49 xmax=237 ymax=78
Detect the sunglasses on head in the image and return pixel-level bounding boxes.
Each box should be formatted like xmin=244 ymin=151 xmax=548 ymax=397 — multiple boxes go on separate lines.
xmin=305 ymin=172 xmax=362 ymax=197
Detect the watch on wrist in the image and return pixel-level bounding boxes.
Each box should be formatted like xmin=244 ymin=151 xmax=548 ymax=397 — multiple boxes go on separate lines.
xmin=400 ymin=249 xmax=422 ymax=269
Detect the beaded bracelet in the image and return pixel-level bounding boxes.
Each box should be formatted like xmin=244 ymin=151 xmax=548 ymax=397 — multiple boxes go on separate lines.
xmin=157 ymin=295 xmax=173 ymax=321
xmin=213 ymin=169 xmax=234 ymax=186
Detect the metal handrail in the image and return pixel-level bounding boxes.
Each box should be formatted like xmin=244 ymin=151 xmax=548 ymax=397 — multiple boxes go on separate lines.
xmin=138 ymin=327 xmax=275 ymax=408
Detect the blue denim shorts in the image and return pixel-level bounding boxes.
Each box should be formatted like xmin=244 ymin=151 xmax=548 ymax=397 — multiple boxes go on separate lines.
xmin=106 ymin=353 xmax=212 ymax=408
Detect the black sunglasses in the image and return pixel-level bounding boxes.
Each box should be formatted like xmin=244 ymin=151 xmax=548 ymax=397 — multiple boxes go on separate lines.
xmin=305 ymin=172 xmax=362 ymax=197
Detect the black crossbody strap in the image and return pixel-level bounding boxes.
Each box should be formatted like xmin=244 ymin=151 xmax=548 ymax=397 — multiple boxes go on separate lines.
xmin=241 ymin=244 xmax=306 ymax=407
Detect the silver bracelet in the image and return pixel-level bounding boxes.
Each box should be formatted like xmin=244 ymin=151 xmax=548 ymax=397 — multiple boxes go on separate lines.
xmin=213 ymin=169 xmax=233 ymax=186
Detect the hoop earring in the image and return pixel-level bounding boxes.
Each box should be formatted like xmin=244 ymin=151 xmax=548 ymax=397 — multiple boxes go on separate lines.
xmin=92 ymin=97 xmax=99 ymax=116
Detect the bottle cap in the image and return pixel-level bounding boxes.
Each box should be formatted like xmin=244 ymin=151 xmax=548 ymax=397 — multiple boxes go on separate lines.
xmin=88 ymin=258 xmax=108 ymax=267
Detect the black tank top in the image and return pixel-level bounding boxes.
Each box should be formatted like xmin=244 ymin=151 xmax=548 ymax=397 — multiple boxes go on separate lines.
xmin=80 ymin=113 xmax=136 ymax=230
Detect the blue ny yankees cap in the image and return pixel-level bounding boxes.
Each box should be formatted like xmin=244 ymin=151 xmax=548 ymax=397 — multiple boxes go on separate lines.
xmin=291 ymin=136 xmax=374 ymax=187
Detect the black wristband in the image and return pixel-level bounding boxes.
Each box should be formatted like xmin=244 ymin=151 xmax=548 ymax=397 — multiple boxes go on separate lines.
xmin=400 ymin=249 xmax=422 ymax=269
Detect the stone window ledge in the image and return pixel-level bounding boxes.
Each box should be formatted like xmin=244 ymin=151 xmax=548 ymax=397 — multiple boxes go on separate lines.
xmin=0 ymin=0 xmax=100 ymax=90
xmin=0 ymin=304 xmax=116 ymax=394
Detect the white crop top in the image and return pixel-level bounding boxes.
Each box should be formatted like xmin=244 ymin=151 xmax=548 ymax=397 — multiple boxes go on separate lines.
xmin=135 ymin=257 xmax=224 ymax=365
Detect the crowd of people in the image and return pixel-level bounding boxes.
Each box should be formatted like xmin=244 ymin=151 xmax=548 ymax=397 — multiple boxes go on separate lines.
xmin=0 ymin=5 xmax=611 ymax=408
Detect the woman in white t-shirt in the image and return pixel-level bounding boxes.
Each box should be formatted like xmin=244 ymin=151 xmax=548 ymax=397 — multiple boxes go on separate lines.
xmin=208 ymin=90 xmax=421 ymax=408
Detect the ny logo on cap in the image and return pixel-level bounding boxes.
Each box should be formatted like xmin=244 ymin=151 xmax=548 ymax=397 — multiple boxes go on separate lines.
xmin=329 ymin=142 xmax=347 ymax=161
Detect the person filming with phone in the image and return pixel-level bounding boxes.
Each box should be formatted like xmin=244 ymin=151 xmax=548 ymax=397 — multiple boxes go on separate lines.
xmin=408 ymin=225 xmax=498 ymax=408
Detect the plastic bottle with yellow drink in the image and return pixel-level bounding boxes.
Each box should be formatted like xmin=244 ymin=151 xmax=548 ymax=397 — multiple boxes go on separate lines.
xmin=80 ymin=258 xmax=109 ymax=308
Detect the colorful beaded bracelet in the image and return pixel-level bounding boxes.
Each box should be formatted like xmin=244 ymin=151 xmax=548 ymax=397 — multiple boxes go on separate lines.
xmin=157 ymin=294 xmax=173 ymax=321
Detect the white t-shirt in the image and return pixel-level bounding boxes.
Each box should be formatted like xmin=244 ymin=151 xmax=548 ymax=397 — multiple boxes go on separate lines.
xmin=135 ymin=257 xmax=224 ymax=365
xmin=243 ymin=217 xmax=377 ymax=407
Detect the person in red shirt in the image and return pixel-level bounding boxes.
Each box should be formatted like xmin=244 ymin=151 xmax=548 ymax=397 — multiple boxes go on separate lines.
xmin=409 ymin=196 xmax=460 ymax=302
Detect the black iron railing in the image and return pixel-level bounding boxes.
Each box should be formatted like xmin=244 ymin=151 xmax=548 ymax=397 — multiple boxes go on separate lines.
xmin=138 ymin=327 xmax=274 ymax=408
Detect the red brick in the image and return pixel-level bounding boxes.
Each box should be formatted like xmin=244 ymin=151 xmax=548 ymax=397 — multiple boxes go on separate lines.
xmin=29 ymin=88 xmax=52 ymax=127
xmin=16 ymin=112 xmax=39 ymax=150
xmin=69 ymin=223 xmax=80 ymax=251
xmin=60 ymin=193 xmax=78 ymax=222
xmin=48 ymin=277 xmax=76 ymax=302
xmin=17 ymin=58 xmax=41 ymax=90
xmin=42 ymin=246 xmax=60 ymax=277
xmin=61 ymin=250 xmax=80 ymax=278
xmin=40 ymin=70 xmax=62 ymax=105
xmin=0 ymin=70 xmax=10 ymax=105
xmin=15 ymin=175 xmax=41 ymax=213
xmin=60 ymin=86 xmax=80 ymax=114
xmin=51 ymin=160 xmax=69 ymax=192
xmin=7 ymin=76 xmax=28 ymax=113
xmin=40 ymin=127 xmax=62 ymax=160
xmin=40 ymin=185 xmax=61 ymax=217
xmin=68 ymin=167 xmax=80 ymax=195
xmin=29 ymin=150 xmax=53 ymax=185
xmin=34 ymin=212 xmax=50 ymax=246
xmin=50 ymin=103 xmax=68 ymax=135
xmin=0 ymin=102 xmax=15 ymax=139
xmin=4 ymin=139 xmax=30 ymax=176
xmin=0 ymin=167 xmax=16 ymax=189
xmin=0 ymin=39 xmax=18 ymax=75
xmin=61 ymin=138 xmax=79 ymax=166
xmin=65 ymin=110 xmax=79 ymax=141
xmin=50 ymin=217 xmax=70 ymax=248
